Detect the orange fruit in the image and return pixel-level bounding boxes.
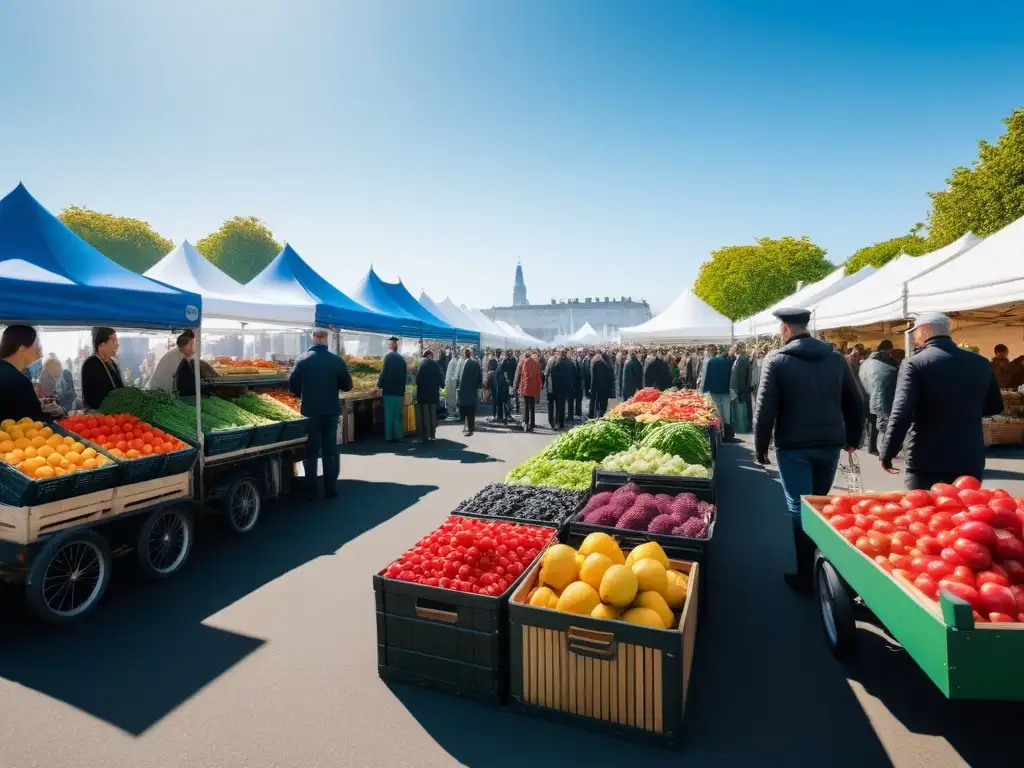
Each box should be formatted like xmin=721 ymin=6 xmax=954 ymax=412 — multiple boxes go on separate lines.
xmin=81 ymin=458 xmax=98 ymax=470
xmin=65 ymin=451 xmax=82 ymax=464
xmin=46 ymin=452 xmax=63 ymax=467
xmin=33 ymin=465 xmax=55 ymax=479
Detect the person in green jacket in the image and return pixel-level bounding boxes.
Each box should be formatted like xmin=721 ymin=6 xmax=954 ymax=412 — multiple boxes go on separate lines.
xmin=378 ymin=336 xmax=408 ymax=443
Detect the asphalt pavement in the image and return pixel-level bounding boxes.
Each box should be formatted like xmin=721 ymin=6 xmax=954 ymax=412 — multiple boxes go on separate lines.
xmin=0 ymin=416 xmax=1022 ymax=767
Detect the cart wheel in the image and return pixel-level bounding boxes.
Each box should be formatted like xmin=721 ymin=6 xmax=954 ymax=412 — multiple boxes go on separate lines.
xmin=815 ymin=552 xmax=857 ymax=661
xmin=25 ymin=530 xmax=112 ymax=625
xmin=223 ymin=475 xmax=262 ymax=534
xmin=137 ymin=504 xmax=194 ymax=580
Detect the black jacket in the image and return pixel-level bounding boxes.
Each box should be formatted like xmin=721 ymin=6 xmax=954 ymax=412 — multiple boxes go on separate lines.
xmin=0 ymin=359 xmax=44 ymax=423
xmin=881 ymin=336 xmax=1003 ymax=477
xmin=591 ymin=356 xmax=614 ymax=400
xmin=289 ymin=345 xmax=354 ymax=417
xmin=498 ymin=356 xmax=518 ymax=391
xmin=81 ymin=355 xmax=124 ymax=410
xmin=553 ymin=357 xmax=576 ymax=396
xmin=415 ymin=357 xmax=443 ymax=405
xmin=457 ymin=357 xmax=482 ymax=406
xmin=643 ymin=357 xmax=672 ymax=391
xmin=622 ymin=357 xmax=643 ymax=399
xmin=754 ymin=335 xmax=864 ymax=457
xmin=575 ymin=357 xmax=590 ymax=395
xmin=377 ymin=351 xmax=408 ymax=397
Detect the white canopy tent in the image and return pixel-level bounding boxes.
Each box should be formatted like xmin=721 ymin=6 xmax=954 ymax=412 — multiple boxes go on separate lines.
xmin=566 ymin=321 xmax=603 ymax=344
xmin=812 ymin=232 xmax=982 ymax=331
xmin=740 ymin=265 xmax=877 ymax=337
xmin=431 ymin=297 xmax=505 ymax=347
xmin=493 ymin=320 xmax=543 ymax=348
xmin=907 ymin=222 xmax=1022 ymax=317
xmin=145 ymin=242 xmax=314 ymax=326
xmin=620 ymin=290 xmax=733 ymax=344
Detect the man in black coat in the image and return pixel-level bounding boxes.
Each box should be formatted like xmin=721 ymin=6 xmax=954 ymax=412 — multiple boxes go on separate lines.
xmin=289 ymin=328 xmax=354 ymax=499
xmin=552 ymin=348 xmax=575 ymax=430
xmin=414 ymin=350 xmax=443 ymax=442
xmin=622 ymin=350 xmax=643 ymax=400
xmin=570 ymin=349 xmax=586 ymax=421
xmin=498 ymin=350 xmax=518 ymax=422
xmin=880 ymin=312 xmax=1003 ymax=489
xmin=754 ymin=308 xmax=864 ymax=592
xmin=643 ymin=351 xmax=671 ymax=391
xmin=590 ymin=352 xmax=614 ymax=417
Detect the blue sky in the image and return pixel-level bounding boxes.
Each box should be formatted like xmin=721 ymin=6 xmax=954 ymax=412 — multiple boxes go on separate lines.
xmin=2 ymin=1 xmax=1023 ymax=313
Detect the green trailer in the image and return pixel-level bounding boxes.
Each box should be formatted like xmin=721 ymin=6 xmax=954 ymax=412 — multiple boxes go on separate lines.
xmin=802 ymin=495 xmax=1024 ymax=701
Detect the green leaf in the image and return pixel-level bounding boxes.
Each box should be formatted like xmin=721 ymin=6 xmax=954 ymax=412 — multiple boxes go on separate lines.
xmin=195 ymin=216 xmax=281 ymax=284
xmin=59 ymin=206 xmax=173 ymax=274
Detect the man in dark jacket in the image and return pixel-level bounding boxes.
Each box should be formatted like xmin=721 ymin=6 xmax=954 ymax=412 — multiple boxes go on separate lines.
xmin=880 ymin=312 xmax=1003 ymax=489
xmin=415 ymin=350 xmax=443 ymax=442
xmin=858 ymin=340 xmax=899 ymax=454
xmin=729 ymin=342 xmax=753 ymax=434
xmin=701 ymin=345 xmax=737 ymax=442
xmin=622 ymin=350 xmax=643 ymax=400
xmin=497 ymin=350 xmax=517 ymax=422
xmin=289 ymin=328 xmax=354 ymax=499
xmin=572 ymin=350 xmax=588 ymax=421
xmin=754 ymin=308 xmax=864 ymax=592
xmin=590 ymin=352 xmax=613 ymax=417
xmin=378 ymin=336 xmax=408 ymax=443
xmin=457 ymin=347 xmax=483 ymax=436
xmin=552 ymin=349 xmax=575 ymax=429
xmin=643 ymin=352 xmax=671 ymax=391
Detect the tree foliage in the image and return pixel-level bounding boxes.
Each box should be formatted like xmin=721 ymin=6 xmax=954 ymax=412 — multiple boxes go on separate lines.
xmin=693 ymin=236 xmax=833 ymax=321
xmin=927 ymin=107 xmax=1024 ymax=247
xmin=843 ymin=233 xmax=930 ymax=275
xmin=59 ymin=206 xmax=173 ymax=274
xmin=195 ymin=216 xmax=281 ymax=283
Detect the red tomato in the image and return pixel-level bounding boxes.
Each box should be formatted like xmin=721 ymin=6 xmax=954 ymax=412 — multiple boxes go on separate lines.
xmin=916 ymin=536 xmax=943 ymax=555
xmin=938 ymin=580 xmax=980 ymax=609
xmin=957 ymin=520 xmax=998 ymax=548
xmin=931 ymin=483 xmax=957 ymax=495
xmin=1010 ymin=585 xmax=1024 ymax=608
xmin=953 ymin=475 xmax=981 ymax=491
xmin=936 ymin=529 xmax=959 ymax=548
xmin=957 ymin=489 xmax=987 ymax=507
xmin=928 ymin=511 xmax=956 ymax=533
xmin=992 ymin=489 xmax=1011 ymax=500
xmin=993 ymin=529 xmax=1024 ymax=560
xmin=934 ymin=495 xmax=962 ymax=512
xmin=914 ymin=573 xmax=939 ymax=600
xmin=908 ymin=522 xmax=929 ymax=537
xmin=854 ymin=514 xmax=876 ymax=530
xmin=831 ymin=495 xmax=855 ymax=510
xmin=854 ymin=500 xmax=874 ymax=515
xmin=829 ymin=514 xmax=855 ymax=530
xmin=991 ymin=508 xmax=1024 ymax=536
xmin=951 ymin=511 xmax=970 ymax=526
xmin=987 ymin=613 xmax=1017 ymax=623
xmin=925 ymin=559 xmax=954 ymax=580
xmin=951 ymin=566 xmax=977 ymax=586
xmin=1002 ymin=559 xmax=1024 ymax=585
xmin=856 ymin=536 xmax=883 ymax=557
xmin=892 ymin=568 xmax=915 ymax=584
xmin=889 ymin=553 xmax=913 ymax=570
xmin=842 ymin=526 xmax=866 ymax=544
xmin=872 ymin=519 xmax=897 ymax=534
xmin=910 ymin=555 xmax=934 ymax=573
xmin=892 ymin=531 xmax=917 ymax=549
xmin=874 ymin=555 xmax=894 ymax=572
xmin=882 ymin=503 xmax=903 ymax=518
xmin=867 ymin=530 xmax=890 ymax=554
xmin=978 ymin=583 xmax=1017 ymax=616
xmin=976 ymin=570 xmax=1011 ymax=588
xmin=904 ymin=489 xmax=931 ymax=507
xmin=953 ymin=538 xmax=993 ymax=571
xmin=966 ymin=505 xmax=997 ymax=524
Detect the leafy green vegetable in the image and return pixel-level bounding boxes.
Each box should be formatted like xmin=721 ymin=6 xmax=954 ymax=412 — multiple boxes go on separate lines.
xmin=232 ymin=393 xmax=303 ymax=422
xmin=200 ymin=397 xmax=272 ymax=427
xmin=506 ymin=457 xmax=597 ymax=491
xmin=637 ymin=421 xmax=712 ymax=467
xmin=543 ymin=419 xmax=632 ymax=462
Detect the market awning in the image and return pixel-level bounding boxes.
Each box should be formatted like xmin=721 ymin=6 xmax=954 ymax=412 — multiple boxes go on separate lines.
xmin=353 ymin=269 xmax=454 ymax=341
xmin=620 ymin=289 xmax=733 ymax=344
xmin=740 ymin=266 xmax=876 ymax=337
xmin=0 ymin=183 xmax=202 ymax=328
xmin=418 ymin=292 xmax=481 ymax=345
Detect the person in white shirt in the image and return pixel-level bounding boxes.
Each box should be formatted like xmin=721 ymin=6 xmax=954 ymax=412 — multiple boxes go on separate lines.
xmin=147 ymin=331 xmax=192 ymax=391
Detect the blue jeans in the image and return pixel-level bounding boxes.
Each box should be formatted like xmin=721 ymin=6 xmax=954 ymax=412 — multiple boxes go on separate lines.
xmin=303 ymin=415 xmax=340 ymax=493
xmin=775 ymin=447 xmax=841 ymax=519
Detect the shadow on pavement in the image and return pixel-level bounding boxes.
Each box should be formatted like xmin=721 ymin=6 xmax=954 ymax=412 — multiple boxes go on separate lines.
xmin=0 ymin=478 xmax=436 ymax=736
xmin=342 ymin=436 xmax=500 ymax=464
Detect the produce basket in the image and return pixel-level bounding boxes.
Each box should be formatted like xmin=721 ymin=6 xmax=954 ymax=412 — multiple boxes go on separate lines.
xmin=201 ymin=426 xmax=254 ymax=456
xmin=802 ymin=496 xmax=1024 ymax=700
xmin=569 ymin=477 xmax=715 ymax=613
xmin=249 ymin=421 xmax=284 ymax=447
xmin=508 ymin=553 xmax=699 ymax=746
xmin=52 ymin=423 xmax=165 ymax=485
xmin=451 ymin=484 xmax=587 ymax=540
xmin=983 ymin=419 xmax=1023 ymax=447
xmin=161 ymin=445 xmax=199 ymax=476
xmin=278 ymin=416 xmax=310 ymax=442
xmin=592 ymin=462 xmax=716 ymax=504
xmin=0 ymin=461 xmax=73 ymax=507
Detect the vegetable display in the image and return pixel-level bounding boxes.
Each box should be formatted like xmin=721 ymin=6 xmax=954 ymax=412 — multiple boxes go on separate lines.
xmin=200 ymin=397 xmax=272 ymax=427
xmin=608 ymin=389 xmax=718 ymax=427
xmin=821 ymin=476 xmax=1024 ymax=622
xmin=454 ymin=484 xmax=586 ymax=524
xmin=637 ymin=421 xmax=712 ymax=467
xmin=98 ymin=389 xmax=257 ymax=442
xmin=506 ymin=457 xmax=598 ymax=492
xmin=59 ymin=414 xmax=189 ymax=459
xmin=233 ymin=393 xmax=305 ymax=422
xmin=381 ymin=516 xmax=555 ymax=595
xmin=0 ymin=418 xmax=112 ymax=478
xmin=575 ymin=483 xmax=713 ymax=537
xmin=541 ymin=418 xmax=632 ymax=462
xmin=601 ymin=446 xmax=709 ymax=478
xmin=266 ymin=390 xmax=301 ymax=412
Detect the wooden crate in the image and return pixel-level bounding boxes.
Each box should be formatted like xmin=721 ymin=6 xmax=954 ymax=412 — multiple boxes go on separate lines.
xmin=0 ymin=488 xmax=118 ymax=545
xmin=983 ymin=419 xmax=1024 ymax=446
xmin=508 ymin=553 xmax=699 ymax=746
xmin=113 ymin=472 xmax=191 ymax=515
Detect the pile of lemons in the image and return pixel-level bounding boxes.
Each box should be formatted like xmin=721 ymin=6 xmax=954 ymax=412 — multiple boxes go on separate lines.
xmin=526 ymin=533 xmax=689 ymax=629
xmin=0 ymin=418 xmax=112 ymax=480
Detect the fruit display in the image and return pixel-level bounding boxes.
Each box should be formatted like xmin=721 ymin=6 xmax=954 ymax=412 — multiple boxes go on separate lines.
xmin=98 ymin=389 xmax=267 ymax=442
xmin=453 ymin=483 xmax=586 ymax=524
xmin=232 ymin=393 xmax=305 ymax=422
xmin=58 ymin=414 xmax=189 ymax=459
xmin=538 ymin=418 xmax=632 ymax=462
xmin=505 ymin=457 xmax=598 ymax=491
xmin=574 ymin=482 xmax=713 ymax=537
xmin=525 ymin=537 xmax=688 ymax=628
xmin=0 ymin=418 xmax=112 ymax=478
xmin=821 ymin=476 xmax=1024 ymax=622
xmin=636 ymin=421 xmax=712 ymax=467
xmin=380 ymin=516 xmax=556 ymax=595
xmin=608 ymin=388 xmax=718 ymax=427
xmin=601 ymin=446 xmax=709 ymax=478
xmin=211 ymin=358 xmax=285 ymax=376
xmin=265 ymin=390 xmax=301 ymax=412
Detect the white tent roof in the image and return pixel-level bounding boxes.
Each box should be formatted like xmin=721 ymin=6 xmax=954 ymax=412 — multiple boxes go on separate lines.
xmin=813 ymin=232 xmax=982 ymax=330
xmin=505 ymin=321 xmax=548 ymax=348
xmin=741 ymin=266 xmax=875 ymax=336
xmin=620 ymin=290 xmax=733 ymax=344
xmin=567 ymin=321 xmax=602 ymax=343
xmin=907 ymin=225 xmax=1019 ymax=316
xmin=145 ymin=242 xmax=314 ymax=326
xmin=432 ymin=298 xmax=505 ymax=347
xmin=493 ymin=320 xmax=540 ymax=347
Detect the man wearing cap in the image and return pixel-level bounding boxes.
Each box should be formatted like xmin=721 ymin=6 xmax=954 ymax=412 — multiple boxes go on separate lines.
xmin=378 ymin=336 xmax=408 ymax=443
xmin=754 ymin=307 xmax=864 ymax=592
xmin=880 ymin=312 xmax=1003 ymax=489
xmin=289 ymin=328 xmax=353 ymax=500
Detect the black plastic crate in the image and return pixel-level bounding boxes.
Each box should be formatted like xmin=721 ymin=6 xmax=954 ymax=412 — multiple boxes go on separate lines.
xmin=161 ymin=445 xmax=198 ymax=476
xmin=249 ymin=422 xmax=284 ymax=447
xmin=568 ymin=477 xmax=715 ymax=613
xmin=116 ymin=453 xmax=166 ymax=484
xmin=278 ymin=417 xmax=309 ymax=442
xmin=203 ymin=427 xmax=254 ymax=456
xmin=65 ymin=459 xmax=118 ymax=496
xmin=52 ymin=422 xmax=163 ymax=486
xmin=592 ymin=462 xmax=716 ymax=504
xmin=0 ymin=461 xmax=70 ymax=507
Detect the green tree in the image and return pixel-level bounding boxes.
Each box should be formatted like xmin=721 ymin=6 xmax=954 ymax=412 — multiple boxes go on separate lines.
xmin=693 ymin=236 xmax=833 ymax=320
xmin=59 ymin=206 xmax=173 ymax=274
xmin=927 ymin=106 xmax=1024 ymax=247
xmin=843 ymin=233 xmax=930 ymax=275
xmin=195 ymin=216 xmax=281 ymax=283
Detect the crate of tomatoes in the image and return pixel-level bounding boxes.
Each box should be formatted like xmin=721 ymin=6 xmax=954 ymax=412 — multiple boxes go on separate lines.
xmin=59 ymin=413 xmax=198 ymax=485
xmin=374 ymin=515 xmax=557 ymax=704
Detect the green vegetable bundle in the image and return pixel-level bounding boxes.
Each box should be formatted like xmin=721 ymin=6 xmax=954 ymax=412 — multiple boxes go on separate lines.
xmin=200 ymin=397 xmax=272 ymax=427
xmin=98 ymin=387 xmax=176 ymax=423
xmin=506 ymin=456 xmax=597 ymax=491
xmin=544 ymin=419 xmax=632 ymax=462
xmin=232 ymin=393 xmax=303 ymax=422
xmin=637 ymin=421 xmax=712 ymax=467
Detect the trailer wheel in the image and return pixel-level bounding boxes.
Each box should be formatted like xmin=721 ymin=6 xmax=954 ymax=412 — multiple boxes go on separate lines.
xmin=26 ymin=530 xmax=112 ymax=624
xmin=815 ymin=552 xmax=856 ymax=661
xmin=137 ymin=504 xmax=194 ymax=579
xmin=223 ymin=475 xmax=262 ymax=534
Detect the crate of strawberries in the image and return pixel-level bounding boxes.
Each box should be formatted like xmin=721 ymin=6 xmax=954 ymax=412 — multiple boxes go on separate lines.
xmin=374 ymin=515 xmax=557 ymax=703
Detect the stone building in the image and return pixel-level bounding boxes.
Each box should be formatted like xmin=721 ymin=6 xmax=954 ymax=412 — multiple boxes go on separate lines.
xmin=484 ymin=264 xmax=651 ymax=342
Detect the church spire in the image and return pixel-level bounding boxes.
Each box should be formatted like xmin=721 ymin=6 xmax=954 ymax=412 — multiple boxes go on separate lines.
xmin=513 ymin=260 xmax=528 ymax=306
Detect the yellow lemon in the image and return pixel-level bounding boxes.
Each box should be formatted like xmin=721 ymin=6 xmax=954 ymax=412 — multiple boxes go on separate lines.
xmin=625 ymin=542 xmax=669 ymax=570
xmin=37 ymin=445 xmax=53 ymax=458
xmin=31 ymin=421 xmax=43 ymax=430
xmin=0 ymin=430 xmax=9 ymax=441
xmin=528 ymin=586 xmax=560 ymax=609
xmin=18 ymin=417 xmax=33 ymax=426
xmin=46 ymin=452 xmax=63 ymax=467
xmin=539 ymin=544 xmax=579 ymax=591
xmin=71 ymin=442 xmax=85 ymax=453
xmin=599 ymin=564 xmax=639 ymax=608
xmin=591 ymin=603 xmax=622 ymax=620
xmin=81 ymin=458 xmax=98 ymax=470
xmin=579 ymin=552 xmax=614 ymax=591
xmin=631 ymin=558 xmax=668 ymax=596
xmin=622 ymin=607 xmax=664 ymax=629
xmin=632 ymin=591 xmax=675 ymax=629
xmin=578 ymin=531 xmax=625 ymax=565
xmin=65 ymin=451 xmax=82 ymax=464
xmin=9 ymin=449 xmax=25 ymax=464
xmin=56 ymin=444 xmax=69 ymax=455
xmin=81 ymin=447 xmax=97 ymax=460
xmin=9 ymin=428 xmax=24 ymax=440
xmin=39 ymin=427 xmax=53 ymax=438
xmin=63 ymin=436 xmax=74 ymax=445
xmin=555 ymin=581 xmax=601 ymax=615
xmin=46 ymin=434 xmax=62 ymax=447
xmin=664 ymin=570 xmax=689 ymax=611
xmin=53 ymin=466 xmax=68 ymax=476
xmin=29 ymin=436 xmax=45 ymax=449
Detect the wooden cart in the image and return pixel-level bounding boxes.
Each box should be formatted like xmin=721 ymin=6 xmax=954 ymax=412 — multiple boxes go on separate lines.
xmin=802 ymin=495 xmax=1024 ymax=700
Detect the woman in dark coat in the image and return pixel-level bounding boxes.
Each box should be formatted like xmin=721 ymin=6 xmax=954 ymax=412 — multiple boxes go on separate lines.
xmin=622 ymin=351 xmax=643 ymax=400
xmin=590 ymin=353 xmax=614 ymax=417
xmin=0 ymin=325 xmax=45 ymax=424
xmin=457 ymin=348 xmax=483 ymax=436
xmin=81 ymin=327 xmax=124 ymax=409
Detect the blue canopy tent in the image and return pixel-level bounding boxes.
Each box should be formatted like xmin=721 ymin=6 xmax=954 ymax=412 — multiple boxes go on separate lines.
xmin=353 ymin=268 xmax=457 ymax=341
xmin=245 ymin=244 xmax=400 ymax=335
xmin=418 ymin=291 xmax=480 ymax=346
xmin=0 ymin=183 xmax=202 ymax=328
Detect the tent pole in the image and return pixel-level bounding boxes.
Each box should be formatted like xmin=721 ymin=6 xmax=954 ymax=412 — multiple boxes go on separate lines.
xmin=195 ymin=329 xmax=204 ymax=502
xmin=901 ymin=282 xmax=913 ymax=358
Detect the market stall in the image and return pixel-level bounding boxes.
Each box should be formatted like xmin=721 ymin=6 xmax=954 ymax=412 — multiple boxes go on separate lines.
xmin=619 ymin=289 xmax=733 ymax=345
xmin=354 ymin=268 xmax=467 ymax=342
xmin=0 ymin=183 xmax=204 ymax=623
